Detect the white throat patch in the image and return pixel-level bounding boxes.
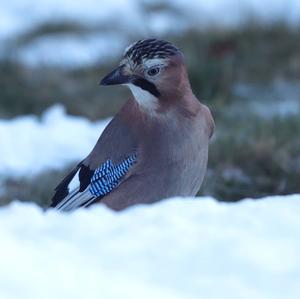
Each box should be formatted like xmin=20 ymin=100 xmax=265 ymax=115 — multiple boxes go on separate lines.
xmin=127 ymin=83 xmax=158 ymax=111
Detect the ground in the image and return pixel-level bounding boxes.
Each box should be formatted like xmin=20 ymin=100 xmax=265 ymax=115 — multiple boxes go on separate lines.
xmin=0 ymin=195 xmax=299 ymax=299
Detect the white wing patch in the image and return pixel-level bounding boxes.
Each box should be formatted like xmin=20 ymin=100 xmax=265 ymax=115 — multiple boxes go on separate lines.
xmin=68 ymin=170 xmax=80 ymax=192
xmin=55 ymin=168 xmax=95 ymax=212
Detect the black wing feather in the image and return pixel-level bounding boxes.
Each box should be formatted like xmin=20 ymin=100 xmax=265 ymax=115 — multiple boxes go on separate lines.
xmin=79 ymin=165 xmax=94 ymax=192
xmin=50 ymin=165 xmax=79 ymax=207
xmin=50 ymin=161 xmax=96 ymax=208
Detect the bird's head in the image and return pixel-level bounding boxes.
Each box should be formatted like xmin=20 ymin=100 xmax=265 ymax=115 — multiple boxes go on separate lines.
xmin=100 ymin=39 xmax=190 ymax=111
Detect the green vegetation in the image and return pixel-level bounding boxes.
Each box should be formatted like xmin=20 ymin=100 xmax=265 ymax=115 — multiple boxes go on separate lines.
xmin=1 ymin=21 xmax=300 ymax=206
xmin=203 ymin=115 xmax=300 ymax=201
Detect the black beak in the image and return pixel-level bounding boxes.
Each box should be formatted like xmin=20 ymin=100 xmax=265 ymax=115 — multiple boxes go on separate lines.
xmin=99 ymin=66 xmax=130 ymax=86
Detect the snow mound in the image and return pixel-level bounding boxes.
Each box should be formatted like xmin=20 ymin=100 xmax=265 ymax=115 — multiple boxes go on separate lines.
xmin=0 ymin=195 xmax=299 ymax=299
xmin=0 ymin=105 xmax=110 ymax=177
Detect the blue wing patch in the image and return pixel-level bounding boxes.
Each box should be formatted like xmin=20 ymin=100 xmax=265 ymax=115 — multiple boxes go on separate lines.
xmin=89 ymin=153 xmax=137 ymax=197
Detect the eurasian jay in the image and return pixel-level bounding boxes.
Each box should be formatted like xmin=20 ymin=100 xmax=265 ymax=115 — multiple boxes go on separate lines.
xmin=50 ymin=39 xmax=214 ymax=211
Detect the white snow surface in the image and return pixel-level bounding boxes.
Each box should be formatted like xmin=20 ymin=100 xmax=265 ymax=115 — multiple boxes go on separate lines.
xmin=1 ymin=0 xmax=300 ymax=39
xmin=0 ymin=194 xmax=299 ymax=299
xmin=0 ymin=105 xmax=110 ymax=177
xmin=1 ymin=0 xmax=300 ymax=67
xmin=17 ymin=33 xmax=129 ymax=69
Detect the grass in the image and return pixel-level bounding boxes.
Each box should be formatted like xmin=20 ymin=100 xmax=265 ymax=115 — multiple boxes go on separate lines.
xmin=202 ymin=115 xmax=300 ymax=201
xmin=0 ymin=60 xmax=128 ymax=119
xmin=1 ymin=21 xmax=300 ymax=206
xmin=2 ymin=23 xmax=300 ymax=119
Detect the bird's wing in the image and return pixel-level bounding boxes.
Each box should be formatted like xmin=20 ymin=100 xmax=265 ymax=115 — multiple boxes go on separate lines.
xmin=50 ymin=154 xmax=137 ymax=212
xmin=50 ymin=104 xmax=138 ymax=212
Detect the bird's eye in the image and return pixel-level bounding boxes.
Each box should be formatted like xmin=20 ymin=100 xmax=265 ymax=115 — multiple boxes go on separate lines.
xmin=147 ymin=67 xmax=160 ymax=76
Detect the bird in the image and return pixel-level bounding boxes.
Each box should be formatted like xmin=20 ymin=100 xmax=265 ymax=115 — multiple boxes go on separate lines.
xmin=50 ymin=38 xmax=214 ymax=212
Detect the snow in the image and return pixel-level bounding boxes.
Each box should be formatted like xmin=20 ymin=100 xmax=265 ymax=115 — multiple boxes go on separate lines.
xmin=231 ymin=80 xmax=300 ymax=118
xmin=0 ymin=0 xmax=143 ymax=40
xmin=0 ymin=194 xmax=299 ymax=299
xmin=1 ymin=0 xmax=300 ymax=68
xmin=17 ymin=33 xmax=129 ymax=68
xmin=0 ymin=105 xmax=110 ymax=177
xmin=170 ymin=0 xmax=293 ymax=28
xmin=1 ymin=0 xmax=300 ymax=39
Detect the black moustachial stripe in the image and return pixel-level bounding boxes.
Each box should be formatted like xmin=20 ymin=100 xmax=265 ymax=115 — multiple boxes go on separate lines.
xmin=132 ymin=77 xmax=161 ymax=98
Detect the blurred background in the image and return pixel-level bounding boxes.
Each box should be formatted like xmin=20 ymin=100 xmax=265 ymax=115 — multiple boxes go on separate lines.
xmin=0 ymin=0 xmax=300 ymax=207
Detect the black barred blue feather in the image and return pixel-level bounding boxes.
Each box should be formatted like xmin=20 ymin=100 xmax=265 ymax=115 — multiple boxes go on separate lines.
xmin=51 ymin=153 xmax=137 ymax=212
xmin=89 ymin=154 xmax=137 ymax=197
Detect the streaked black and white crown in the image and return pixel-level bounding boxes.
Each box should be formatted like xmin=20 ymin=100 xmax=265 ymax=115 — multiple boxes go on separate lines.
xmin=124 ymin=39 xmax=181 ymax=65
